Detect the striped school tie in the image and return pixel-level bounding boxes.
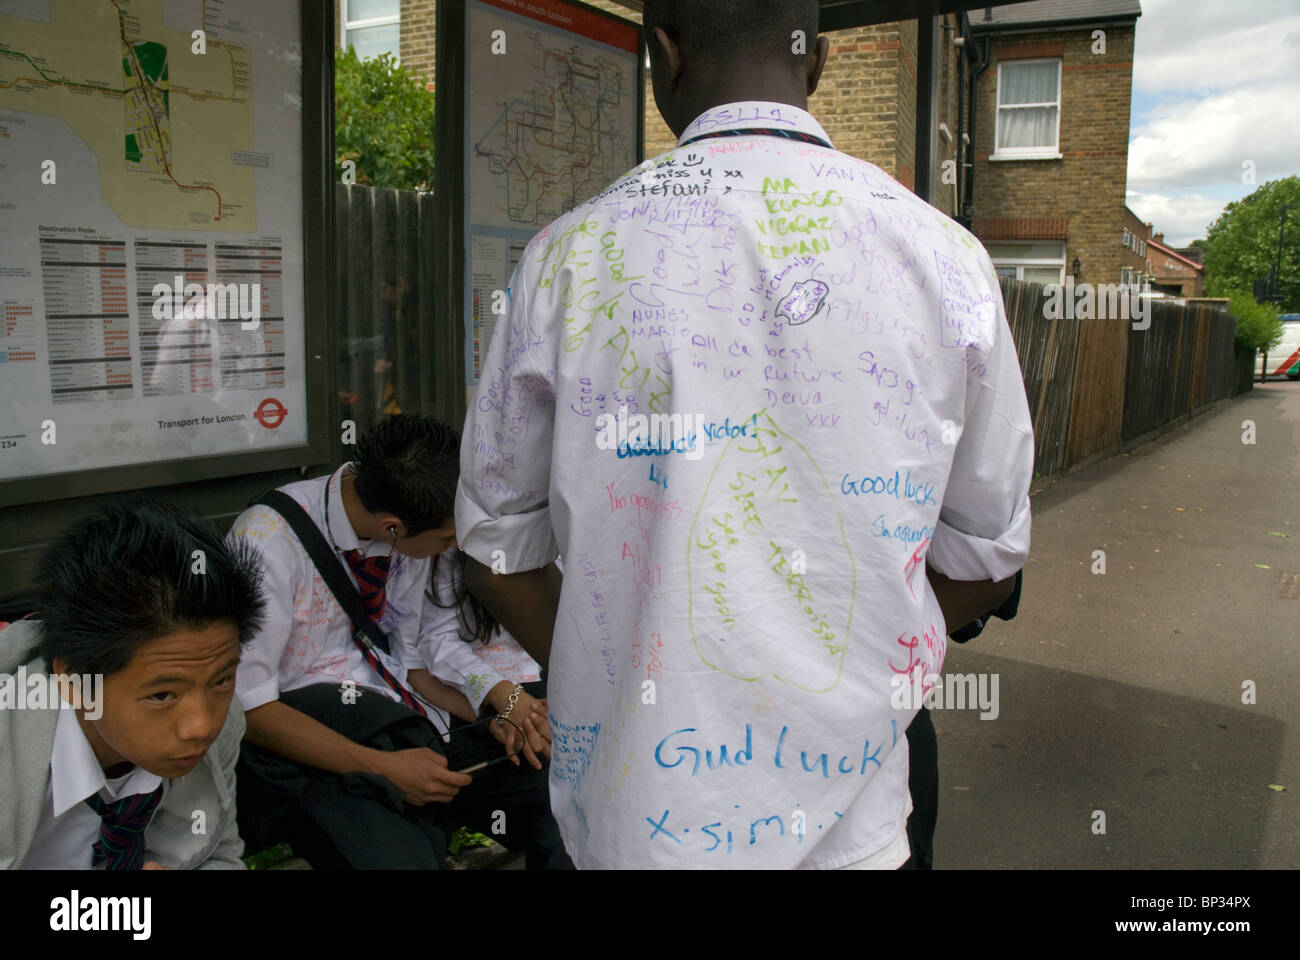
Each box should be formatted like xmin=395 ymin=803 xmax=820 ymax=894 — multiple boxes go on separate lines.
xmin=341 ymin=548 xmax=428 ymax=718
xmin=343 ymin=549 xmax=392 ymax=622
xmin=84 ymin=784 xmax=164 ymax=870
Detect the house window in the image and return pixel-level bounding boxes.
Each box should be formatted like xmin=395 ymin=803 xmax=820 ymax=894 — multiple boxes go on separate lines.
xmin=993 ymin=59 xmax=1062 ymax=158
xmin=343 ymin=0 xmax=400 ymax=62
xmin=1122 ymin=227 xmax=1130 ymax=246
xmin=984 ymin=240 xmax=1066 ymax=284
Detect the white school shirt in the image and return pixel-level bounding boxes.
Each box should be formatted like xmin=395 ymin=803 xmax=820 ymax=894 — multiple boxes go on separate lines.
xmin=414 ymin=549 xmax=542 ymax=709
xmin=21 ymin=705 xmax=166 ymax=869
xmin=456 ymin=101 xmax=1034 ymax=869
xmin=230 ymin=466 xmax=448 ymax=731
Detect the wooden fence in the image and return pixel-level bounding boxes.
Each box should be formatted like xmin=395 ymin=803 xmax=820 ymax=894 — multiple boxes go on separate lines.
xmin=998 ymin=276 xmax=1253 ymax=478
xmin=333 ymin=183 xmax=460 ymax=441
xmin=1121 ymin=300 xmax=1243 ymax=444
xmin=999 ymin=279 xmax=1080 ymax=478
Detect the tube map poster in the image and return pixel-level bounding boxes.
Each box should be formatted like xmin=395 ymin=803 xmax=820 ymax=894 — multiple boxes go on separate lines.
xmin=0 ymin=0 xmax=307 ymax=483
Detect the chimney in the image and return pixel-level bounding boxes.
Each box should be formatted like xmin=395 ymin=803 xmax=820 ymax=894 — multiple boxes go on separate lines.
xmin=1154 ymin=232 xmax=1164 ymax=244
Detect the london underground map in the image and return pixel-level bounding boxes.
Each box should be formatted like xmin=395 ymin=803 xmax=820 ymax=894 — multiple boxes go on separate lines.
xmin=0 ymin=0 xmax=306 ymax=483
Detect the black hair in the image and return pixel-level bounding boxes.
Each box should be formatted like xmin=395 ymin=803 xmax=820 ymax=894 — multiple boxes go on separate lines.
xmin=428 ymin=550 xmax=502 ymax=645
xmin=33 ymin=499 xmax=266 ymax=677
xmin=642 ymin=0 xmax=819 ymax=66
xmin=352 ymin=415 xmax=461 ymax=536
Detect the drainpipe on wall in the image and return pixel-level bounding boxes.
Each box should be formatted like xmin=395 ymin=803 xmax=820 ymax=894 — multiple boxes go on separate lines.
xmin=964 ymin=33 xmax=991 ymax=227
xmin=956 ymin=16 xmax=966 ymax=224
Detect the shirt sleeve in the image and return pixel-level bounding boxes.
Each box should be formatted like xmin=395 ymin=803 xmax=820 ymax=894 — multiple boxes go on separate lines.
xmin=926 ymin=258 xmax=1035 ymax=583
xmin=455 ymin=246 xmax=560 ymax=574
xmin=415 ymin=586 xmax=508 ymax=713
xmin=227 ymin=508 xmax=308 ymax=712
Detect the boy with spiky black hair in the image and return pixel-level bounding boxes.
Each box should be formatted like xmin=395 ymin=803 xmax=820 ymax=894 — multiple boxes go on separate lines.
xmin=0 ymin=499 xmax=266 ymax=869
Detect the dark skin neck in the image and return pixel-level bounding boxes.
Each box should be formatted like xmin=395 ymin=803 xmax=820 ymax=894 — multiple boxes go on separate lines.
xmin=648 ymin=28 xmax=832 ymax=139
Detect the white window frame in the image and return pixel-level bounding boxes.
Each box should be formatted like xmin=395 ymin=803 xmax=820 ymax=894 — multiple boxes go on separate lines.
xmin=987 ymin=240 xmax=1067 ymax=284
xmin=342 ymin=0 xmax=400 ymax=62
xmin=1122 ymin=226 xmax=1130 ymax=246
xmin=991 ymin=58 xmax=1063 ymax=161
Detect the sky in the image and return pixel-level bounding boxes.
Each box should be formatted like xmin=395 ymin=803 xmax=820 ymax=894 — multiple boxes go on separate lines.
xmin=1126 ymin=0 xmax=1300 ymax=246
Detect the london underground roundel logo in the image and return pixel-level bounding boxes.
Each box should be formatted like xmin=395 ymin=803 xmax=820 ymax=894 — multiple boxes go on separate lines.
xmin=253 ymin=397 xmax=287 ymax=429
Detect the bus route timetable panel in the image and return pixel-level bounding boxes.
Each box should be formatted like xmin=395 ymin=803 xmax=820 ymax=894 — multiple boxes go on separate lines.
xmin=0 ymin=0 xmax=307 ymax=482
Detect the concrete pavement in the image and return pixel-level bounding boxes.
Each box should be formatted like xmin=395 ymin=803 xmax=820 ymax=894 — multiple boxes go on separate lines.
xmin=933 ymin=381 xmax=1300 ymax=868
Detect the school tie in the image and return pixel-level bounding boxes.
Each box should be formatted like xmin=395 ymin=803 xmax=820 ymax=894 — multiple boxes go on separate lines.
xmin=84 ymin=784 xmax=164 ymax=870
xmin=341 ymin=548 xmax=429 ymax=719
xmin=343 ymin=549 xmax=391 ymax=622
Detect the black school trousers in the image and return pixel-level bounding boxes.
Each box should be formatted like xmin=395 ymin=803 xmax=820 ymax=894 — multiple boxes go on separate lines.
xmin=237 ymin=684 xmax=572 ymax=870
xmin=900 ymin=705 xmax=938 ymax=870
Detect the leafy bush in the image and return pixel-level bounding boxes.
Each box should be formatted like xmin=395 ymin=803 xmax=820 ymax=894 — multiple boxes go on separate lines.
xmin=335 ymin=48 xmax=436 ymax=191
xmin=1224 ymin=288 xmax=1283 ymax=353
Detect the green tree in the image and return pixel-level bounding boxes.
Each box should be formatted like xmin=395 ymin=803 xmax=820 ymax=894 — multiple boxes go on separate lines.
xmin=1203 ymin=176 xmax=1300 ymax=312
xmin=1224 ymin=288 xmax=1283 ymax=353
xmin=335 ymin=48 xmax=436 ymax=191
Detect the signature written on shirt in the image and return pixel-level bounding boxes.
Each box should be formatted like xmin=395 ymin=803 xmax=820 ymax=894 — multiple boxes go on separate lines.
xmin=645 ymin=804 xmax=844 ymax=855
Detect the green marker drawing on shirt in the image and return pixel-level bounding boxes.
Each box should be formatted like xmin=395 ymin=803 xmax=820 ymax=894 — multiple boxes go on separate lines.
xmin=686 ymin=411 xmax=856 ymax=692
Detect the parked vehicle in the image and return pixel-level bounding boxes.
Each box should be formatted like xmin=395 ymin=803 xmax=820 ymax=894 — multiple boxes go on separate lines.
xmin=1257 ymin=314 xmax=1300 ymax=379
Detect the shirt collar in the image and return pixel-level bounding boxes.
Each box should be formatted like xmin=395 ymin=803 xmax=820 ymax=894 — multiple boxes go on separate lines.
xmin=328 ymin=463 xmax=391 ymax=559
xmin=677 ymin=100 xmax=833 ymax=150
xmin=51 ymin=704 xmax=162 ymax=818
xmin=327 ymin=463 xmax=363 ymax=554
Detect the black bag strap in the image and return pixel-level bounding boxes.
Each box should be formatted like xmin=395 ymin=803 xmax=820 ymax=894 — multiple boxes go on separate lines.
xmin=251 ymin=489 xmax=393 ymax=657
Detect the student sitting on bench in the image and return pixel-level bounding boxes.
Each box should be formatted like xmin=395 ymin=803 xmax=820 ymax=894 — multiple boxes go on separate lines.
xmin=230 ymin=414 xmax=571 ymax=869
xmin=0 ymin=500 xmax=266 ymax=870
xmin=403 ymin=546 xmax=551 ymax=771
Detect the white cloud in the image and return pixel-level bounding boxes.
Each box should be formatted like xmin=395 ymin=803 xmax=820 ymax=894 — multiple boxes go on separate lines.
xmin=1128 ymin=82 xmax=1300 ymax=191
xmin=1125 ymin=0 xmax=1300 ymax=243
xmin=1125 ymin=191 xmax=1224 ymax=246
xmin=1132 ymin=2 xmax=1300 ymax=94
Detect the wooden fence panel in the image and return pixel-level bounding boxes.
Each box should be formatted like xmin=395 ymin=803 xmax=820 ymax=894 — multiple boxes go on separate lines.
xmin=998 ymin=277 xmax=1078 ymax=478
xmin=334 ymin=184 xmax=452 ymax=440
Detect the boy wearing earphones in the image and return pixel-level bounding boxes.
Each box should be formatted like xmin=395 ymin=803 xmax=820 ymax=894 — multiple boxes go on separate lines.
xmin=229 ymin=415 xmax=567 ymax=869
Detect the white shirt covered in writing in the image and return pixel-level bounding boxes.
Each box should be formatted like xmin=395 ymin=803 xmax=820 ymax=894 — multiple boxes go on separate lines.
xmin=456 ymin=101 xmax=1034 ymax=869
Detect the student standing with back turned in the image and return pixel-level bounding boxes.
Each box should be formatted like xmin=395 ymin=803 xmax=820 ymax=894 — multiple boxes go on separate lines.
xmin=457 ymin=0 xmax=1034 ymax=869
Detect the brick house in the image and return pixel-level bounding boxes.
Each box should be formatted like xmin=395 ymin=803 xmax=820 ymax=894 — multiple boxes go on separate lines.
xmin=1119 ymin=206 xmax=1206 ymax=297
xmin=1146 ymin=232 xmax=1206 ymax=298
xmin=966 ymin=0 xmax=1143 ymax=290
xmin=1121 ymin=205 xmax=1150 ymax=287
